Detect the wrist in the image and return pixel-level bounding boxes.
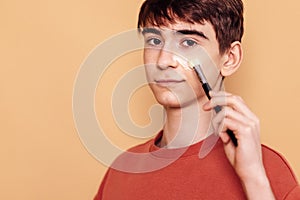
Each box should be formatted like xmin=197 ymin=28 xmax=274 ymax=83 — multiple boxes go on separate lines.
xmin=238 ymin=163 xmax=267 ymax=183
xmin=241 ymin=171 xmax=275 ymax=200
xmin=242 ymin=172 xmax=270 ymax=189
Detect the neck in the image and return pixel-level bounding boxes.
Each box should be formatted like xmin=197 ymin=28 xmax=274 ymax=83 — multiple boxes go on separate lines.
xmin=159 ymin=97 xmax=214 ymax=149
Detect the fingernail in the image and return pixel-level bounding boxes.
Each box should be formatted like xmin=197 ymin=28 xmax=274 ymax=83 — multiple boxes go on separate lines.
xmin=202 ymin=101 xmax=210 ymax=109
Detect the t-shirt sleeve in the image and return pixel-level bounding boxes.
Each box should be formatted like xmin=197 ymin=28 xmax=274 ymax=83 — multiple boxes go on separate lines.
xmin=94 ymin=170 xmax=109 ymax=200
xmin=262 ymin=145 xmax=300 ymax=199
xmin=284 ymin=185 xmax=300 ymax=200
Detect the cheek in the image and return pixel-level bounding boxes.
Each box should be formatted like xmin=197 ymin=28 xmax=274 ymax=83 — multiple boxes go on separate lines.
xmin=200 ymin=55 xmax=221 ymax=88
xmin=143 ymin=49 xmax=159 ymax=82
xmin=185 ymin=72 xmax=204 ymax=97
xmin=144 ymin=65 xmax=156 ymax=83
xmin=143 ymin=48 xmax=159 ymax=65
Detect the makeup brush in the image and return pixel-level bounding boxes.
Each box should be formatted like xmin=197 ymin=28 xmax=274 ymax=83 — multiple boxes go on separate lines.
xmin=190 ymin=60 xmax=238 ymax=147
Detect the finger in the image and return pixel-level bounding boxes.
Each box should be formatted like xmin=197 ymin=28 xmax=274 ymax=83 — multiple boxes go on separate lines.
xmin=219 ymin=131 xmax=231 ymax=144
xmin=204 ymin=95 xmax=257 ymax=121
xmin=212 ymin=106 xmax=254 ymax=130
xmin=219 ymin=131 xmax=236 ymax=165
xmin=217 ymin=118 xmax=239 ymax=139
xmin=217 ymin=116 xmax=259 ymax=139
xmin=206 ymin=95 xmax=243 ymax=112
xmin=211 ymin=107 xmax=238 ymax=135
xmin=209 ymin=90 xmax=233 ymax=97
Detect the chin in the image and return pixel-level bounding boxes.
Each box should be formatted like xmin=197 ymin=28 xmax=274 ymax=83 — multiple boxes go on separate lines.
xmin=157 ymin=99 xmax=182 ymax=108
xmin=152 ymin=90 xmax=198 ymax=109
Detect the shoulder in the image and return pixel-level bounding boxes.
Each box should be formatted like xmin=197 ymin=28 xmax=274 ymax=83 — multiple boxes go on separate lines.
xmin=106 ymin=137 xmax=157 ymax=173
xmin=261 ymin=144 xmax=299 ymax=198
xmin=262 ymin=144 xmax=298 ymax=181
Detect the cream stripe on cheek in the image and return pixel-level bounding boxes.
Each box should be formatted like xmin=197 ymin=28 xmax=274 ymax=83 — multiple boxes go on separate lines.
xmin=172 ymin=55 xmax=193 ymax=71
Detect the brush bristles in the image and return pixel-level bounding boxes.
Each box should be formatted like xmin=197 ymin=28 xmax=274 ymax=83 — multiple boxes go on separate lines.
xmin=188 ymin=59 xmax=202 ymax=68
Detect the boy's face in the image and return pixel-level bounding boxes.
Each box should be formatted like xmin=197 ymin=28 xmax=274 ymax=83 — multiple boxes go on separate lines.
xmin=142 ymin=21 xmax=225 ymax=108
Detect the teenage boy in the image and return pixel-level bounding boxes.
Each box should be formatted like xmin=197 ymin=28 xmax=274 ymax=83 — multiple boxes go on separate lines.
xmin=94 ymin=0 xmax=300 ymax=199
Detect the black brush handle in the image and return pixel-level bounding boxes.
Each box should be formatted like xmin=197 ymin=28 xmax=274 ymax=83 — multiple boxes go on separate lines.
xmin=202 ymin=83 xmax=238 ymax=147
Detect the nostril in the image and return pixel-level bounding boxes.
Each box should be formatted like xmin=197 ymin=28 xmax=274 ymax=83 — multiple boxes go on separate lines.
xmin=157 ymin=49 xmax=178 ymax=69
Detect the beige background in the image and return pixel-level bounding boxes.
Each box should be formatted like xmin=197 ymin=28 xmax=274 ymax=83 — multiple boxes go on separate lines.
xmin=1 ymin=0 xmax=300 ymax=199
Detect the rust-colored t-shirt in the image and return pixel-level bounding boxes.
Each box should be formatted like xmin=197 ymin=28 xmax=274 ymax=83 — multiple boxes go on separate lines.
xmin=94 ymin=133 xmax=300 ymax=199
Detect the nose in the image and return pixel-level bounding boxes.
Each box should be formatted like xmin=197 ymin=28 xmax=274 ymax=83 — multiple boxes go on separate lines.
xmin=157 ymin=48 xmax=178 ymax=70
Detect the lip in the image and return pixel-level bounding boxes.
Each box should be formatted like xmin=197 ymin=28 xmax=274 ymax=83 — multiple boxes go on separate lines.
xmin=154 ymin=79 xmax=185 ymax=87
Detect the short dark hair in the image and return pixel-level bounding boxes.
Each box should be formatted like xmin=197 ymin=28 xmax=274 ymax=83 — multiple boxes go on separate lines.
xmin=138 ymin=0 xmax=244 ymax=54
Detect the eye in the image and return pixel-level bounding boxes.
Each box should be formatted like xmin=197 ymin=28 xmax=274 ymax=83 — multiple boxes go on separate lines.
xmin=145 ymin=38 xmax=162 ymax=46
xmin=182 ymin=39 xmax=198 ymax=47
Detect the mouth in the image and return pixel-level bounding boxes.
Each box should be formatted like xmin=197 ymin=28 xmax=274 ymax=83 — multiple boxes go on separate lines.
xmin=154 ymin=79 xmax=185 ymax=87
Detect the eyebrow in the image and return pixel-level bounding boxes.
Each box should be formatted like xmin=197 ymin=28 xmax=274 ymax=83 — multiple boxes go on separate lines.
xmin=141 ymin=28 xmax=209 ymax=40
xmin=141 ymin=28 xmax=161 ymax=36
xmin=176 ymin=29 xmax=209 ymax=40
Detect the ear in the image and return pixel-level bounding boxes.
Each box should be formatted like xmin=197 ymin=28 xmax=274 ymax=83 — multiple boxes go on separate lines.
xmin=220 ymin=41 xmax=243 ymax=77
